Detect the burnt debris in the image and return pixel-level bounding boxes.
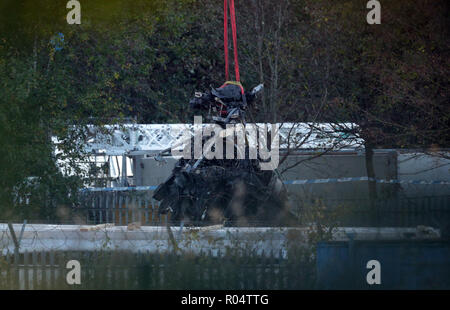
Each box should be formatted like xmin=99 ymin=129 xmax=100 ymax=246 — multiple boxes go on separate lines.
xmin=152 ymin=83 xmax=293 ymax=226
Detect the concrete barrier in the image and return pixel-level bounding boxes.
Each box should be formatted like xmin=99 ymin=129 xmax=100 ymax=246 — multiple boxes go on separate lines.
xmin=0 ymin=223 xmax=440 ymax=256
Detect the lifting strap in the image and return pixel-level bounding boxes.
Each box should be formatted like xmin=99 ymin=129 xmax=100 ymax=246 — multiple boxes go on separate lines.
xmin=224 ymin=0 xmax=240 ymax=83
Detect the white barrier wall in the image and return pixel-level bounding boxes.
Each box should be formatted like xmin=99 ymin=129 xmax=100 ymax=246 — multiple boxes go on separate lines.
xmin=0 ymin=223 xmax=440 ymax=256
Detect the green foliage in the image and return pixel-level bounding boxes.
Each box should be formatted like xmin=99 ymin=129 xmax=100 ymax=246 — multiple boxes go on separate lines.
xmin=0 ymin=0 xmax=214 ymax=219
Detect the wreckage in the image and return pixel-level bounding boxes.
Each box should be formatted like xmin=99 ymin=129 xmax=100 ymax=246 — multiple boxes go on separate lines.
xmin=152 ymin=82 xmax=293 ymax=226
xmin=152 ymin=0 xmax=294 ymax=226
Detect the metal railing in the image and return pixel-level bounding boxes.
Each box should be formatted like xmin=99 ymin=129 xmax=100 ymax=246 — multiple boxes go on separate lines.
xmin=75 ymin=190 xmax=169 ymax=226
xmin=73 ymin=190 xmax=450 ymax=230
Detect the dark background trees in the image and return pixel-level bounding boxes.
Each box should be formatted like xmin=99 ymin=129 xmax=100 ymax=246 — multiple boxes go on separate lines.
xmin=0 ymin=0 xmax=448 ymax=219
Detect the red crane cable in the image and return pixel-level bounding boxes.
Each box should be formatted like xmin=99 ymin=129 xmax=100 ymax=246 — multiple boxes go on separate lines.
xmin=224 ymin=0 xmax=240 ymax=83
xmin=224 ymin=0 xmax=229 ymax=81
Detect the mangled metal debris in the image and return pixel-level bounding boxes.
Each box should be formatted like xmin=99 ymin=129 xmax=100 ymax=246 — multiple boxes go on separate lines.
xmin=152 ymin=82 xmax=293 ymax=226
